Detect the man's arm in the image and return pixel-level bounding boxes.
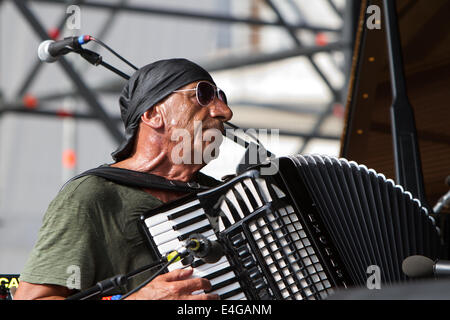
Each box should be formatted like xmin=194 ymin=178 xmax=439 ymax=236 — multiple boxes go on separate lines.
xmin=13 ymin=282 xmax=74 ymax=300
xmin=14 ymin=268 xmax=219 ymax=300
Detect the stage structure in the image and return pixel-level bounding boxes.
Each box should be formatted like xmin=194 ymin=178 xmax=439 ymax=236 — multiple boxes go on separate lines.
xmin=0 ymin=0 xmax=358 ymax=156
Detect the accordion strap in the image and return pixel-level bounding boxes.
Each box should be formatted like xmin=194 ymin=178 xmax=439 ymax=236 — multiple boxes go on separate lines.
xmin=61 ymin=165 xmax=211 ymax=193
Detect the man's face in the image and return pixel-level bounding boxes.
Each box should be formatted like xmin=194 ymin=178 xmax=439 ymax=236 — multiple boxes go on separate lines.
xmin=161 ymin=81 xmax=233 ymax=166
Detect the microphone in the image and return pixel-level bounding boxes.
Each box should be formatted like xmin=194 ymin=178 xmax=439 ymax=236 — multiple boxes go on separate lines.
xmin=402 ymin=255 xmax=450 ymax=278
xmin=433 ymin=175 xmax=450 ymax=213
xmin=185 ymin=234 xmax=224 ymax=264
xmin=38 ymin=35 xmax=91 ymax=63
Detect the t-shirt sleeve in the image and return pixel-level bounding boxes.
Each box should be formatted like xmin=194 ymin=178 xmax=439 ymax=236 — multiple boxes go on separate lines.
xmin=19 ymin=195 xmax=104 ymax=291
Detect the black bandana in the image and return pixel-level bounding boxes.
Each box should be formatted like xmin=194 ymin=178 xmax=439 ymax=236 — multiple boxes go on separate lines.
xmin=111 ymin=58 xmax=215 ymax=161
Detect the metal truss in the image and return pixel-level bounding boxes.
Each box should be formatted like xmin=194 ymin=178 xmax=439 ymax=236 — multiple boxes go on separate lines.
xmin=0 ymin=0 xmax=358 ymax=154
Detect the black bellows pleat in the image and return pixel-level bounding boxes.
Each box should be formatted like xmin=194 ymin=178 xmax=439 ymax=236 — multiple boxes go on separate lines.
xmin=286 ymin=154 xmax=440 ymax=286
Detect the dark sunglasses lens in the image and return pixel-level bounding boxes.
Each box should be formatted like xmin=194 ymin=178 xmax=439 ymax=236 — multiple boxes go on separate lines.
xmin=218 ymin=89 xmax=228 ymax=105
xmin=197 ymin=82 xmax=215 ymax=106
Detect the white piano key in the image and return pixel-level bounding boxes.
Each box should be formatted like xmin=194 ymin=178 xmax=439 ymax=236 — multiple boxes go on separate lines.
xmin=193 ymin=260 xmax=231 ymax=278
xmin=210 ymin=282 xmax=241 ymax=297
xmin=205 ymin=231 xmax=217 ymax=240
xmin=218 ymin=219 xmax=226 ymax=232
xmin=153 ymin=219 xmax=211 ymax=246
xmin=192 ymin=258 xmax=229 ymax=274
xmin=167 ymin=260 xmax=185 ymax=272
xmin=145 ymin=200 xmax=201 ymax=227
xmin=145 ymin=214 xmax=167 ymax=229
xmin=209 ymin=271 xmax=236 ymax=286
xmin=147 ymin=208 xmax=206 ymax=234
xmin=243 ymin=178 xmax=263 ymax=208
xmin=226 ymin=190 xmax=245 ymax=219
xmin=158 ymin=238 xmax=183 ymax=255
xmin=220 ymin=200 xmax=235 ymax=224
xmin=256 ymin=178 xmax=272 ymax=203
xmin=176 ymin=219 xmax=212 ymax=235
xmin=234 ymin=182 xmax=254 ymax=212
xmin=271 ymin=184 xmax=286 ymax=198
xmin=148 ymin=220 xmax=174 ymax=237
xmin=228 ymin=292 xmax=246 ymax=300
xmin=163 ymin=199 xmax=201 ymax=217
xmin=170 ymin=208 xmax=206 ymax=224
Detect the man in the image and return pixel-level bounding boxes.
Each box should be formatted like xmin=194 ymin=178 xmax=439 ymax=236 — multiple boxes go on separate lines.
xmin=14 ymin=58 xmax=233 ymax=300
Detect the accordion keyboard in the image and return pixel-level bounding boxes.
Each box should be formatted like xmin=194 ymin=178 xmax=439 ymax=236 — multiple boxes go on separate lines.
xmin=141 ymin=170 xmax=340 ymax=300
xmin=143 ymin=199 xmax=246 ymax=300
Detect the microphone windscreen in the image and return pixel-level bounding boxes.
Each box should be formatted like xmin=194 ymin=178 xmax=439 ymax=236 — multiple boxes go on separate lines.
xmin=203 ymin=241 xmax=224 ymax=264
xmin=402 ymin=255 xmax=434 ymax=278
xmin=38 ymin=40 xmax=57 ymax=63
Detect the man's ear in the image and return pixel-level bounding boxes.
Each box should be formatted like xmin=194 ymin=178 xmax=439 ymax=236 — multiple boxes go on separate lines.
xmin=141 ymin=106 xmax=164 ymax=129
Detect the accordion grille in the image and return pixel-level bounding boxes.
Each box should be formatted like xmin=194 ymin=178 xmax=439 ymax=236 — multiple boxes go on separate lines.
xmin=248 ymin=205 xmax=333 ymax=299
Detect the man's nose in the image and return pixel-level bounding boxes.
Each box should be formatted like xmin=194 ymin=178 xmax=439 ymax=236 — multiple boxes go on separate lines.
xmin=209 ymin=99 xmax=233 ymax=122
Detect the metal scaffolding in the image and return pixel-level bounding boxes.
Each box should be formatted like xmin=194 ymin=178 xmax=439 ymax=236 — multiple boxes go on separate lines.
xmin=0 ymin=0 xmax=359 ymax=155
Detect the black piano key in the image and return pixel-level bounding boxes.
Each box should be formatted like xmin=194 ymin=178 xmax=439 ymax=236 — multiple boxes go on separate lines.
xmin=220 ymin=288 xmax=245 ymax=300
xmin=167 ymin=204 xmax=202 ymax=220
xmin=177 ymin=225 xmax=213 ymax=241
xmin=191 ymin=259 xmax=206 ymax=268
xmin=241 ymin=181 xmax=260 ymax=211
xmin=204 ymin=266 xmax=233 ymax=281
xmin=231 ymin=187 xmax=251 ymax=216
xmin=219 ymin=210 xmax=232 ymax=229
xmin=224 ymin=196 xmax=244 ymax=223
xmin=172 ymin=214 xmax=208 ymax=230
xmin=206 ymin=276 xmax=239 ymax=293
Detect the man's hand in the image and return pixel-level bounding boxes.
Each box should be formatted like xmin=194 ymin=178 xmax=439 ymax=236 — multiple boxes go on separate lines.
xmin=126 ymin=267 xmax=219 ymax=300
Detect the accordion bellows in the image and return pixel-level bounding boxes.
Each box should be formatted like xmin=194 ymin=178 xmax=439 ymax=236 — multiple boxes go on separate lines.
xmin=140 ymin=154 xmax=441 ymax=300
xmin=287 ymin=155 xmax=440 ymax=286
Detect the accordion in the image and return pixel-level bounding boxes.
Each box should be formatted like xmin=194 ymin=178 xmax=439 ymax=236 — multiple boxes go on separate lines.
xmin=139 ymin=154 xmax=441 ymax=300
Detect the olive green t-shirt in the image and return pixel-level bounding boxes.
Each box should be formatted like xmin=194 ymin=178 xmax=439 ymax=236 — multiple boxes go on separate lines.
xmin=20 ymin=173 xmax=219 ymax=294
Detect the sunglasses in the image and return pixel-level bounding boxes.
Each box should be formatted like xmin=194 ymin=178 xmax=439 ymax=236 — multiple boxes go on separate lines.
xmin=173 ymin=81 xmax=228 ymax=107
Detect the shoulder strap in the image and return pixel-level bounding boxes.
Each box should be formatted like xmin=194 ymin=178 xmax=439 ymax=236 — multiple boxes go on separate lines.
xmin=62 ymin=165 xmax=212 ymax=193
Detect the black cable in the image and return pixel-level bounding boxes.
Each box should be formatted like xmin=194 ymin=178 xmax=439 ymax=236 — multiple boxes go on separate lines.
xmin=66 ymin=258 xmax=167 ymax=300
xmin=119 ymin=251 xmax=183 ymax=300
xmin=89 ymin=36 xmax=139 ymax=70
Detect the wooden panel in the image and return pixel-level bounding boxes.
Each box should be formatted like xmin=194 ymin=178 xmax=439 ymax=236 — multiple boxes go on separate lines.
xmin=341 ymin=0 xmax=450 ymax=210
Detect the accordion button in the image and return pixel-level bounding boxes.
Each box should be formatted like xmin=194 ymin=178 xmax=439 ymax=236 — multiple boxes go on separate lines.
xmin=319 ymin=236 xmax=327 ymax=244
xmin=243 ymin=258 xmax=255 ymax=269
xmin=254 ymin=279 xmax=266 ymax=290
xmin=248 ymin=267 xmax=260 ymax=279
xmin=237 ymin=245 xmax=250 ymax=257
xmin=231 ymin=234 xmax=245 ymax=247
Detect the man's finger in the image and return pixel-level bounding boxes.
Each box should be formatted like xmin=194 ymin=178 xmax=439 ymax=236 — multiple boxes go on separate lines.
xmin=176 ymin=277 xmax=212 ymax=294
xmin=158 ymin=267 xmax=193 ymax=282
xmin=185 ymin=293 xmax=220 ymax=300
